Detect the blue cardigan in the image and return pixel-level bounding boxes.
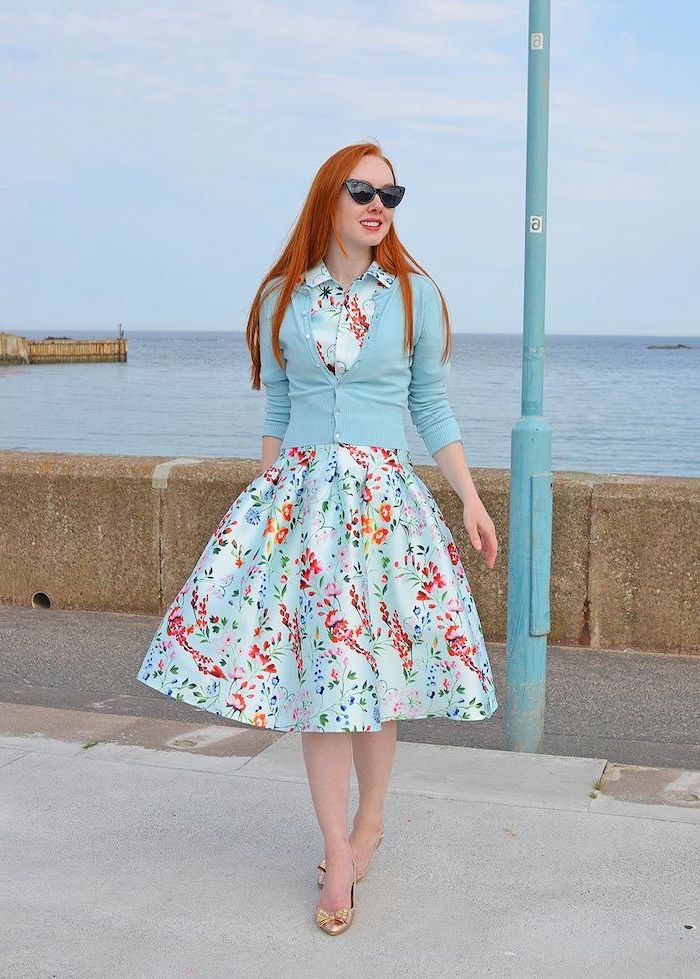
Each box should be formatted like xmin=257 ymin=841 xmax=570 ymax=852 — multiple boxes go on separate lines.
xmin=260 ymin=271 xmax=463 ymax=457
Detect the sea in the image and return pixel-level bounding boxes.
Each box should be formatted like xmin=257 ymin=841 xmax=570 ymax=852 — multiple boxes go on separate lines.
xmin=1 ymin=329 xmax=698 ymax=478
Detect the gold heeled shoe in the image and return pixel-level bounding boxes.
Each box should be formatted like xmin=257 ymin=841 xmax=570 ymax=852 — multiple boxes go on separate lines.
xmin=315 ymin=857 xmax=357 ymax=936
xmin=317 ymin=826 xmax=384 ymax=888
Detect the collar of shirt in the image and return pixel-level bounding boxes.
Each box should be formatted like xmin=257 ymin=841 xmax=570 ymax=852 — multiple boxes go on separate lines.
xmin=304 ymin=259 xmax=395 ymax=290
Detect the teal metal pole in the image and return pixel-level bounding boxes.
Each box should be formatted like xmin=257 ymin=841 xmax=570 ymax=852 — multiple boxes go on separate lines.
xmin=505 ymin=0 xmax=553 ymax=752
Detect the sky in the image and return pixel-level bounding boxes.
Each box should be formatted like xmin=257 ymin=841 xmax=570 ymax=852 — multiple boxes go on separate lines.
xmin=1 ymin=1 xmax=698 ymax=336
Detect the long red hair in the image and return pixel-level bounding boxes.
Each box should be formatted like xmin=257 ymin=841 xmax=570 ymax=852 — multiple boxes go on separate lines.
xmin=246 ymin=140 xmax=453 ymax=389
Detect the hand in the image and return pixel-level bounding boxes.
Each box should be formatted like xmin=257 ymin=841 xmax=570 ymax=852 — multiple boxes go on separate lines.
xmin=462 ymin=493 xmax=498 ymax=570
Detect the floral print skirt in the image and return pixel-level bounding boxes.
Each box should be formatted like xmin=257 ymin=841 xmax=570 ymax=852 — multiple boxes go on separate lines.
xmin=136 ymin=443 xmax=498 ymax=732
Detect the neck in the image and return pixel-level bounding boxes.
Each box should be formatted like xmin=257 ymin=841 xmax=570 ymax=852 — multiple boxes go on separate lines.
xmin=323 ymin=241 xmax=374 ymax=291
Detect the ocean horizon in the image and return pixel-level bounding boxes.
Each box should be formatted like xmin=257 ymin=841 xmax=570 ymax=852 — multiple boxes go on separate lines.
xmin=2 ymin=328 xmax=698 ymax=478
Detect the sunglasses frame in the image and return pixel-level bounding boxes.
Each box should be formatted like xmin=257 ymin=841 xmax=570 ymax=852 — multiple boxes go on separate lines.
xmin=343 ymin=178 xmax=406 ymax=208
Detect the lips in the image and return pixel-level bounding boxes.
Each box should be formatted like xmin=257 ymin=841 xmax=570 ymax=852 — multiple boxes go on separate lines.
xmin=360 ymin=220 xmax=382 ymax=230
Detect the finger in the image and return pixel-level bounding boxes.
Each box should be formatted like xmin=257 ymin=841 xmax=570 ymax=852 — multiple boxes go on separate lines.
xmin=467 ymin=523 xmax=482 ymax=552
xmin=485 ymin=530 xmax=498 ymax=568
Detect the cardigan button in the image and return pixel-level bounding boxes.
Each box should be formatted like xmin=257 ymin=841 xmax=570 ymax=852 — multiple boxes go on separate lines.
xmin=334 ymin=432 xmax=340 ymax=439
xmin=305 ymin=333 xmax=310 ymax=339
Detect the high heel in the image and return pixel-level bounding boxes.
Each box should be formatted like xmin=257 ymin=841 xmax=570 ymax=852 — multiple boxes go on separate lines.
xmin=317 ymin=826 xmax=384 ymax=888
xmin=315 ymin=857 xmax=357 ymax=936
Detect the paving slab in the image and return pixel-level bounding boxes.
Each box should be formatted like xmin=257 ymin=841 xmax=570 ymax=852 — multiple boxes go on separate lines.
xmin=237 ymin=730 xmax=608 ymax=812
xmin=0 ymin=727 xmax=698 ymax=978
xmin=0 ymin=701 xmax=282 ymax=757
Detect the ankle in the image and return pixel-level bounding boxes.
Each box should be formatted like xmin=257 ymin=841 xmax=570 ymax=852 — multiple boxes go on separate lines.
xmin=351 ymin=815 xmax=384 ymax=837
xmin=324 ymin=838 xmax=353 ymax=862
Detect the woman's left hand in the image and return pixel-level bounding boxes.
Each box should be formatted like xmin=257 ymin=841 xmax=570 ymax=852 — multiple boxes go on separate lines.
xmin=462 ymin=494 xmax=498 ymax=570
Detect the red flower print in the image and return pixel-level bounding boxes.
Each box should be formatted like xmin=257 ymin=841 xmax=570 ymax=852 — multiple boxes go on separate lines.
xmin=372 ymin=527 xmax=389 ymax=544
xmin=347 ymin=446 xmax=369 ymax=466
xmin=249 ymin=642 xmax=278 ymax=677
xmin=379 ymin=598 xmax=414 ymax=671
xmin=324 ymin=608 xmax=351 ymax=641
xmin=346 ymin=294 xmax=371 ymax=342
xmin=227 ymin=692 xmax=246 ymax=712
xmin=447 ymin=541 xmax=462 ymax=567
xmin=289 ymin=447 xmax=314 ymax=467
xmin=416 ymin=561 xmax=447 ymax=601
xmin=299 ymin=547 xmax=323 ymax=592
xmin=279 ymin=602 xmax=303 ymax=675
xmin=379 ymin=502 xmax=392 ymax=522
xmin=251 ymin=712 xmax=267 ymax=728
xmin=444 ymin=626 xmax=489 ymax=683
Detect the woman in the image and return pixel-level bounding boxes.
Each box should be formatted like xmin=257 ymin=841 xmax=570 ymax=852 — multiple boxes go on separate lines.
xmin=136 ymin=140 xmax=499 ymax=936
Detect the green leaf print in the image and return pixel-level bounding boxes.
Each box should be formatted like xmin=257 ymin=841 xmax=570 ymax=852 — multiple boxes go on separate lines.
xmin=273 ymin=584 xmax=288 ymax=602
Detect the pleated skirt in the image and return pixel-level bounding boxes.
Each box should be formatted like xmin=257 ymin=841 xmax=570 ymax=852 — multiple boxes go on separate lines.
xmin=136 ymin=443 xmax=498 ymax=732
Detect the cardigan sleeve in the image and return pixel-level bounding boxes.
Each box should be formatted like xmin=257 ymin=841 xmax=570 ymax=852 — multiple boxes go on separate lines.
xmin=259 ymin=290 xmax=291 ymax=440
xmin=407 ymin=281 xmax=463 ymax=456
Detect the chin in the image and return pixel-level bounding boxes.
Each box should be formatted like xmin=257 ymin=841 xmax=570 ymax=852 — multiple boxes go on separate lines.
xmin=357 ymin=231 xmax=388 ymax=247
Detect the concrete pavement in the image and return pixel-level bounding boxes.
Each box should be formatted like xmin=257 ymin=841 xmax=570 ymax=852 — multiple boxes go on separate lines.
xmin=0 ymin=703 xmax=698 ymax=978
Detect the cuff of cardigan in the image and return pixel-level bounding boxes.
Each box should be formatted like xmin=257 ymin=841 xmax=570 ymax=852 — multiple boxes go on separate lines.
xmin=262 ymin=420 xmax=289 ymax=440
xmin=423 ymin=419 xmax=463 ymax=456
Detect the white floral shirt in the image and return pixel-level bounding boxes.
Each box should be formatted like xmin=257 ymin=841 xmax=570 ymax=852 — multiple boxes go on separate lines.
xmin=304 ymin=259 xmax=395 ymax=376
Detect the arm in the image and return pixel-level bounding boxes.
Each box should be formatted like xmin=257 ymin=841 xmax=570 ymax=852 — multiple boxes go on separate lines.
xmin=409 ymin=281 xmax=498 ymax=569
xmin=259 ymin=291 xmax=290 ymax=469
xmin=407 ymin=280 xmax=463 ymax=459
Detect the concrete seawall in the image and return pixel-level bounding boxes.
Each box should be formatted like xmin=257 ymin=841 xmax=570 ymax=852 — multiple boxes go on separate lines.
xmin=0 ymin=451 xmax=697 ymax=656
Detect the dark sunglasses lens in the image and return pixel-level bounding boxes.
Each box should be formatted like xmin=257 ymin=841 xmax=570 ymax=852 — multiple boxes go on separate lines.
xmin=346 ymin=179 xmax=375 ymax=204
xmin=378 ymin=186 xmax=405 ymax=208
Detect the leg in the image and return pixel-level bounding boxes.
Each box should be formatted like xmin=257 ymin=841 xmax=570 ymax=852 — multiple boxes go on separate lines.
xmin=349 ymin=719 xmax=398 ymax=876
xmin=301 ymin=731 xmax=355 ymax=911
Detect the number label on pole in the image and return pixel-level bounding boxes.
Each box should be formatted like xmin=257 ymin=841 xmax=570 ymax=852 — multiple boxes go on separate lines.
xmin=529 ymin=215 xmax=544 ymax=233
xmin=531 ymin=32 xmax=544 ymax=49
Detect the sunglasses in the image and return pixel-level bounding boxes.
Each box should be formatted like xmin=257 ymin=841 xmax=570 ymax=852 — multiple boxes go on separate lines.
xmin=344 ymin=178 xmax=406 ymax=208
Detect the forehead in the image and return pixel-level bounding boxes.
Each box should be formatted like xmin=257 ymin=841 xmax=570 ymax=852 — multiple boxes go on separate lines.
xmin=348 ymin=155 xmax=394 ymax=184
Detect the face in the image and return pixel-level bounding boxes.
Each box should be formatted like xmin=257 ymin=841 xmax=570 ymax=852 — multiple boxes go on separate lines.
xmin=335 ymin=155 xmax=397 ymax=252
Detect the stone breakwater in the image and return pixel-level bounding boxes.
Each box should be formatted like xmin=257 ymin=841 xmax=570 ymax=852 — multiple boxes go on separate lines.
xmin=0 ymin=332 xmax=126 ymax=363
xmin=0 ymin=451 xmax=697 ymax=656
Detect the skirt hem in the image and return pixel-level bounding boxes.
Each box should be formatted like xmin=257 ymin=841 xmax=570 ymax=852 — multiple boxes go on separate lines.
xmin=137 ymin=673 xmax=499 ymax=733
